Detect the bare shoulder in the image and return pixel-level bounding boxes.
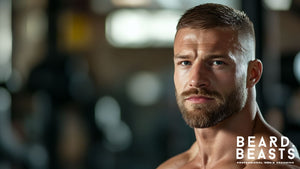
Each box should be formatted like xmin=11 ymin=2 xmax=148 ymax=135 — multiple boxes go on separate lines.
xmin=156 ymin=142 xmax=198 ymax=169
xmin=156 ymin=151 xmax=190 ymax=169
xmin=238 ymin=114 xmax=300 ymax=169
xmin=251 ymin=115 xmax=300 ymax=160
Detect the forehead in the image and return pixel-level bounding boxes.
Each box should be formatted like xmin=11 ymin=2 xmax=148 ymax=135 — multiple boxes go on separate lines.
xmin=174 ymin=27 xmax=243 ymax=56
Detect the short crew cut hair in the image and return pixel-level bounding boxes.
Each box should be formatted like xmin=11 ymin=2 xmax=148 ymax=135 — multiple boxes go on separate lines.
xmin=177 ymin=3 xmax=255 ymax=38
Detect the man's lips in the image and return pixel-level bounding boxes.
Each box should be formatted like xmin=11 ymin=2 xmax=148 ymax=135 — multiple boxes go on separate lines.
xmin=184 ymin=95 xmax=214 ymax=103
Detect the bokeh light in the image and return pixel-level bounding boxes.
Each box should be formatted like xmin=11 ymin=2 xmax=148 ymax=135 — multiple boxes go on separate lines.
xmin=0 ymin=87 xmax=11 ymax=112
xmin=127 ymin=71 xmax=162 ymax=106
xmin=95 ymin=96 xmax=121 ymax=128
xmin=95 ymin=96 xmax=132 ymax=152
xmin=294 ymin=52 xmax=300 ymax=83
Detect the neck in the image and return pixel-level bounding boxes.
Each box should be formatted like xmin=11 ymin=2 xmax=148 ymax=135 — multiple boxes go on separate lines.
xmin=193 ymin=90 xmax=259 ymax=168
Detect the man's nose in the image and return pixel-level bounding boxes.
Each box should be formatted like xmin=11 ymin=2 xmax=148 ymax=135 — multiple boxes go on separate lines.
xmin=188 ymin=62 xmax=210 ymax=88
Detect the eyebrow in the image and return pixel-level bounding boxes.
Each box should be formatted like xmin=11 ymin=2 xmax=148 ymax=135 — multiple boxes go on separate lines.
xmin=174 ymin=54 xmax=192 ymax=59
xmin=174 ymin=53 xmax=231 ymax=60
xmin=207 ymin=54 xmax=230 ymax=59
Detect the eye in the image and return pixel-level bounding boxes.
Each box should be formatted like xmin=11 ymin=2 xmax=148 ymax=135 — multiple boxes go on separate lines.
xmin=212 ymin=60 xmax=225 ymax=65
xmin=180 ymin=61 xmax=192 ymax=66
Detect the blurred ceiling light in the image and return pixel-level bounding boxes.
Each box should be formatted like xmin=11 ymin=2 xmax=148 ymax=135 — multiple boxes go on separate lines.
xmin=93 ymin=0 xmax=241 ymax=14
xmin=111 ymin=0 xmax=151 ymax=7
xmin=294 ymin=52 xmax=300 ymax=83
xmin=197 ymin=0 xmax=241 ymax=9
xmin=127 ymin=72 xmax=162 ymax=106
xmin=155 ymin=0 xmax=241 ymax=10
xmin=106 ymin=9 xmax=181 ymax=48
xmin=0 ymin=0 xmax=12 ymax=82
xmin=155 ymin=0 xmax=181 ymax=9
xmin=263 ymin=0 xmax=292 ymax=10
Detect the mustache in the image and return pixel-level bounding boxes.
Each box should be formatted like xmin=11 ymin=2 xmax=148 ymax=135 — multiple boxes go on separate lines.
xmin=180 ymin=88 xmax=221 ymax=98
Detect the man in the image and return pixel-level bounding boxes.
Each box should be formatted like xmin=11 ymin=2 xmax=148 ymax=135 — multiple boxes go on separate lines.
xmin=157 ymin=3 xmax=300 ymax=169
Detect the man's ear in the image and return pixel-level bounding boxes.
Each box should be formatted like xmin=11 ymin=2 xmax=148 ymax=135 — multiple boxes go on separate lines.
xmin=246 ymin=59 xmax=263 ymax=88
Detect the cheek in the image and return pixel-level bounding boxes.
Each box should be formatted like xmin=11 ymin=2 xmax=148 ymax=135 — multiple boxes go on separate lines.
xmin=174 ymin=70 xmax=186 ymax=91
xmin=213 ymin=70 xmax=239 ymax=92
xmin=217 ymin=63 xmax=246 ymax=85
xmin=214 ymin=70 xmax=247 ymax=96
xmin=215 ymin=70 xmax=234 ymax=84
xmin=235 ymin=65 xmax=248 ymax=87
xmin=173 ymin=71 xmax=180 ymax=89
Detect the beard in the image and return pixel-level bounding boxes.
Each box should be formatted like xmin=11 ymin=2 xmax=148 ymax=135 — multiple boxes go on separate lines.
xmin=176 ymin=85 xmax=247 ymax=128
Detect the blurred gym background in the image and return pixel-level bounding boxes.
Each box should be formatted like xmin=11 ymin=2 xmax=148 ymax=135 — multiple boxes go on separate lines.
xmin=0 ymin=0 xmax=300 ymax=168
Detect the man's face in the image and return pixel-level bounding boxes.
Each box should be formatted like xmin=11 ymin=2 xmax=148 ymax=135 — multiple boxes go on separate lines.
xmin=173 ymin=27 xmax=248 ymax=128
